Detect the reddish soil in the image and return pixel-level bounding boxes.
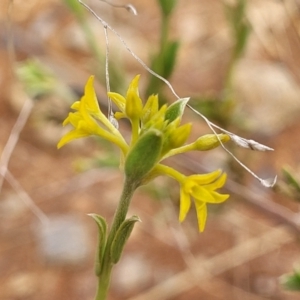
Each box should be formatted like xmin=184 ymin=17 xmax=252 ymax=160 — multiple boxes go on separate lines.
xmin=1 ymin=1 xmax=300 ymax=300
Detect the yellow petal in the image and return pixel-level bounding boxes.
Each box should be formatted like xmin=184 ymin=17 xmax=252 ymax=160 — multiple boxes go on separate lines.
xmin=205 ymin=173 xmax=227 ymax=190
xmin=125 ymin=75 xmax=143 ymax=120
xmin=70 ymin=101 xmax=80 ymax=110
xmin=191 ymin=185 xmax=216 ymax=203
xmin=62 ymin=115 xmax=71 ymax=127
xmin=64 ymin=112 xmax=81 ymax=127
xmin=141 ymin=94 xmax=159 ymax=124
xmin=195 ymin=202 xmax=207 ymax=232
xmin=126 ymin=74 xmax=140 ymax=98
xmin=57 ymin=129 xmax=89 ymax=149
xmin=169 ymin=123 xmax=192 ymax=149
xmin=179 ymin=186 xmax=191 ymax=222
xmin=189 ymin=170 xmax=222 ymax=185
xmin=114 ymin=111 xmax=126 ymax=120
xmin=83 ymin=75 xmax=101 ymax=115
xmin=108 ymin=92 xmax=126 ymax=112
xmin=210 ymin=191 xmax=229 ymax=203
xmin=191 ymin=185 xmax=229 ymax=204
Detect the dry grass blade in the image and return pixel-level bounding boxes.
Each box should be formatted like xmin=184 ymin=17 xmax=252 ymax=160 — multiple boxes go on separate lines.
xmin=0 ymin=98 xmax=33 ymax=192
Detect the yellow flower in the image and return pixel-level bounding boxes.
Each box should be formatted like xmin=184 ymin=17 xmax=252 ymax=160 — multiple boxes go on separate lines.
xmin=58 ymin=76 xmax=128 ymax=153
xmin=150 ymin=165 xmax=229 ymax=232
xmin=108 ymin=75 xmax=143 ymax=121
xmin=58 ymin=74 xmax=230 ymax=232
xmin=108 ymin=75 xmax=143 ymax=145
xmin=179 ymin=170 xmax=229 ymax=232
xmin=141 ymin=94 xmax=159 ymax=124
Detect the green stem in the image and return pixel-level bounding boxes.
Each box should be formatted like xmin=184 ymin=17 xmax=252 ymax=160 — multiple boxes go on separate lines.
xmin=160 ymin=14 xmax=170 ymax=52
xmin=94 ymin=266 xmax=112 ymax=300
xmin=94 ymin=177 xmax=138 ymax=300
xmin=145 ymin=13 xmax=170 ymax=97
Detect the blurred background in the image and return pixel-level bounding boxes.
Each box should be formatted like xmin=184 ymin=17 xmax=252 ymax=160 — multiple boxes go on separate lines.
xmin=1 ymin=0 xmax=300 ymax=299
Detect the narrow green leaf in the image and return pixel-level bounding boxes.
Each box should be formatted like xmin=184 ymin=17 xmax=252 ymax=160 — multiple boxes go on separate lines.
xmin=282 ymin=168 xmax=300 ymax=193
xmin=163 ymin=41 xmax=179 ymax=79
xmin=235 ymin=0 xmax=246 ymax=24
xmin=158 ymin=0 xmax=178 ymax=17
xmin=281 ymin=270 xmax=300 ymax=291
xmin=110 ymin=216 xmax=141 ymax=264
xmin=88 ymin=213 xmax=108 ymax=276
xmin=235 ymin=23 xmax=250 ymax=58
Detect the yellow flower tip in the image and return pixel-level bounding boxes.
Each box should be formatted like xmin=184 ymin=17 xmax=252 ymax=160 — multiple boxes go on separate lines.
xmin=81 ymin=75 xmax=102 ymax=115
xmin=84 ymin=75 xmax=95 ymax=99
xmin=169 ymin=123 xmax=192 ymax=148
xmin=195 ymin=134 xmax=230 ymax=151
xmin=114 ymin=111 xmax=126 ymax=120
xmin=214 ymin=172 xmax=227 ymax=188
xmin=57 ymin=138 xmax=67 ymax=149
xmin=57 ymin=137 xmax=70 ymax=149
xmin=57 ymin=128 xmax=90 ymax=150
xmin=62 ymin=116 xmax=70 ymax=127
xmin=70 ymin=101 xmax=80 ymax=110
xmin=57 ymin=140 xmax=64 ymax=149
xmin=179 ymin=186 xmax=191 ymax=223
xmin=222 ymin=194 xmax=230 ymax=201
xmin=108 ymin=92 xmax=126 ymax=112
xmin=189 ymin=169 xmax=223 ymax=186
xmin=195 ymin=203 xmax=207 ymax=232
xmin=129 ymin=74 xmax=141 ymax=91
xmin=141 ymin=94 xmax=159 ymax=124
xmin=125 ymin=75 xmax=143 ymax=119
xmin=222 ymin=134 xmax=231 ymax=142
xmin=126 ymin=74 xmax=141 ymax=100
xmin=86 ymin=75 xmax=95 ymax=88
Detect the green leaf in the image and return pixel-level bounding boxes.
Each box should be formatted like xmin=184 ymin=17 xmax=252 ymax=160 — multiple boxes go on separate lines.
xmin=282 ymin=167 xmax=300 ymax=193
xmin=88 ymin=214 xmax=107 ymax=276
xmin=281 ymin=270 xmax=300 ymax=291
xmin=158 ymin=0 xmax=178 ymax=17
xmin=224 ymin=0 xmax=250 ymax=59
xmin=163 ymin=41 xmax=179 ymax=79
xmin=235 ymin=23 xmax=250 ymax=58
xmin=125 ymin=129 xmax=163 ymax=184
xmin=235 ymin=0 xmax=246 ymax=25
xmin=110 ymin=216 xmax=141 ymax=264
xmin=165 ymin=97 xmax=189 ymax=123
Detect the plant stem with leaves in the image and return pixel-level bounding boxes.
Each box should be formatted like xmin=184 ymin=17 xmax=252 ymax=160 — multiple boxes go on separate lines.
xmin=93 ymin=178 xmax=139 ymax=299
xmin=58 ymin=75 xmax=230 ymax=299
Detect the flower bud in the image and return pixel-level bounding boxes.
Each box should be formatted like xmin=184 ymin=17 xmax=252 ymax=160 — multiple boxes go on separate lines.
xmin=125 ymin=75 xmax=143 ymax=120
xmin=195 ymin=134 xmax=230 ymax=151
xmin=125 ymin=129 xmax=163 ymax=184
xmin=141 ymin=94 xmax=159 ymax=124
xmin=169 ymin=123 xmax=192 ymax=149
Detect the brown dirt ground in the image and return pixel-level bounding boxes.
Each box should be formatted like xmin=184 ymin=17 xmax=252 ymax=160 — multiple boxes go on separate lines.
xmin=1 ymin=1 xmax=300 ymax=300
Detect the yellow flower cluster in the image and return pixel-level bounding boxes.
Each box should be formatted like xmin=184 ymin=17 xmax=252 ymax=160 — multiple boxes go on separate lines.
xmin=57 ymin=76 xmax=128 ymax=153
xmin=58 ymin=75 xmax=229 ymax=231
